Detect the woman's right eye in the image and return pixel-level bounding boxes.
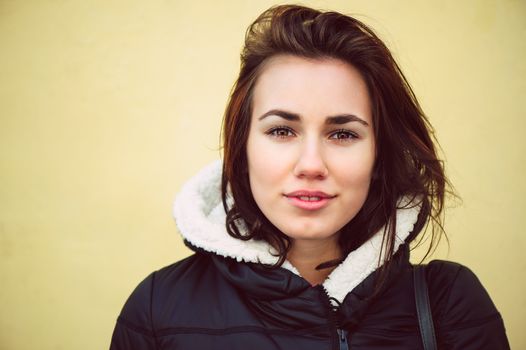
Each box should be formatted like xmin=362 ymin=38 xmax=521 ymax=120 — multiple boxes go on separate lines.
xmin=266 ymin=126 xmax=295 ymax=139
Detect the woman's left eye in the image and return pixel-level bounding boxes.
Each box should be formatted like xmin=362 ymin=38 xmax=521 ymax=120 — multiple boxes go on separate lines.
xmin=329 ymin=129 xmax=358 ymax=141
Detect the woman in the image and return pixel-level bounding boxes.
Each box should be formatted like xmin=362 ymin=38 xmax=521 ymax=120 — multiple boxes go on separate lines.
xmin=110 ymin=5 xmax=509 ymax=349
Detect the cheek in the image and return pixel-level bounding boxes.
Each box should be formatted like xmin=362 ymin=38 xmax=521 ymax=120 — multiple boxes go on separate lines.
xmin=247 ymin=132 xmax=291 ymax=188
xmin=247 ymin=135 xmax=264 ymax=183
xmin=334 ymin=149 xmax=375 ymax=201
xmin=247 ymin=133 xmax=276 ymax=201
xmin=337 ymin=144 xmax=375 ymax=178
xmin=248 ymin=153 xmax=284 ymax=200
xmin=248 ymin=159 xmax=269 ymax=193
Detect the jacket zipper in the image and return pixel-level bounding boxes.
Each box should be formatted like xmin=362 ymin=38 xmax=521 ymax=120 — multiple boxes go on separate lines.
xmin=318 ymin=286 xmax=350 ymax=350
xmin=337 ymin=329 xmax=349 ymax=350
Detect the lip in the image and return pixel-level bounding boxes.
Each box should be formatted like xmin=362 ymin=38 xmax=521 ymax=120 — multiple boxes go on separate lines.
xmin=284 ymin=190 xmax=336 ymax=211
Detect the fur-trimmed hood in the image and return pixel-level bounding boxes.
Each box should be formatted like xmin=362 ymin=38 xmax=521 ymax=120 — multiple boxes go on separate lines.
xmin=173 ymin=160 xmax=420 ymax=302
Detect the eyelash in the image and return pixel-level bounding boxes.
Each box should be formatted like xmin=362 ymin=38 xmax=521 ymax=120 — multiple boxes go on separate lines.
xmin=266 ymin=126 xmax=295 ymax=138
xmin=329 ymin=129 xmax=359 ymax=142
xmin=265 ymin=126 xmax=359 ymax=142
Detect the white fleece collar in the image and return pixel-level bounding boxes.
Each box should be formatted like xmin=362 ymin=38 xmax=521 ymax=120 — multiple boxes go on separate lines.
xmin=173 ymin=160 xmax=419 ymax=303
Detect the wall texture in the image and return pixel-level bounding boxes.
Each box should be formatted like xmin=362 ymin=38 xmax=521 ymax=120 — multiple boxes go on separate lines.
xmin=1 ymin=1 xmax=524 ymax=349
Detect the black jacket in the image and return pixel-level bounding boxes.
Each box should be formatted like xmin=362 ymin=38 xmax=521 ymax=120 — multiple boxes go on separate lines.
xmin=110 ymin=161 xmax=509 ymax=349
xmin=110 ymin=248 xmax=508 ymax=350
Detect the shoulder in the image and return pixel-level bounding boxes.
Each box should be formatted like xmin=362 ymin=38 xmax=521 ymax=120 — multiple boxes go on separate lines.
xmin=110 ymin=254 xmax=212 ymax=348
xmin=425 ymin=260 xmax=498 ymax=322
xmin=117 ymin=253 xmax=210 ymax=329
xmin=425 ymin=260 xmax=497 ymax=320
xmin=425 ymin=260 xmax=510 ymax=349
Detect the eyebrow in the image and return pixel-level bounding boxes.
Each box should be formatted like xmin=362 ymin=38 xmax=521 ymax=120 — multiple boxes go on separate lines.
xmin=258 ymin=109 xmax=369 ymax=126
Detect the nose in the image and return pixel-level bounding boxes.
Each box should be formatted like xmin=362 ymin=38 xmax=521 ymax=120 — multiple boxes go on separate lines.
xmin=293 ymin=138 xmax=328 ymax=179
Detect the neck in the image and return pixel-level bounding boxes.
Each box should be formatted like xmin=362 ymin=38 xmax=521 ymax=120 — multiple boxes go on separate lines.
xmin=287 ymin=237 xmax=342 ymax=286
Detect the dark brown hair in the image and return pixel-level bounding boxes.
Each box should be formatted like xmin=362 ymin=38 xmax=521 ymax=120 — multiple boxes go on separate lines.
xmin=221 ymin=4 xmax=449 ymax=269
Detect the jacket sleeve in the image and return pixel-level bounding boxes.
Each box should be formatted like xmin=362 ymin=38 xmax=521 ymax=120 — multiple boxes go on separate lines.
xmin=427 ymin=261 xmax=510 ymax=350
xmin=109 ymin=272 xmax=159 ymax=350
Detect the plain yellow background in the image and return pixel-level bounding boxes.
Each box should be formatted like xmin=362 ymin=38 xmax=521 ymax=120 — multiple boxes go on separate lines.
xmin=1 ymin=1 xmax=524 ymax=349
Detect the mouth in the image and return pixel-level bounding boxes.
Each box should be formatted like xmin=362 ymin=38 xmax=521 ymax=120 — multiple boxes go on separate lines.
xmin=283 ymin=190 xmax=336 ymax=210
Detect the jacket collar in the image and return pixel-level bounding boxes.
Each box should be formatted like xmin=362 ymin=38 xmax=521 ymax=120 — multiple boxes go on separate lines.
xmin=173 ymin=160 xmax=420 ymax=303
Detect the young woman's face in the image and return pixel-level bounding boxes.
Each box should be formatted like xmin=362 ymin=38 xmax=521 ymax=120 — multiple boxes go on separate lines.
xmin=246 ymin=55 xmax=375 ymax=244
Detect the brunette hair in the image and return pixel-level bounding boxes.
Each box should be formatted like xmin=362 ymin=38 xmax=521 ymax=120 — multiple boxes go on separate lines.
xmin=221 ymin=5 xmax=449 ymax=268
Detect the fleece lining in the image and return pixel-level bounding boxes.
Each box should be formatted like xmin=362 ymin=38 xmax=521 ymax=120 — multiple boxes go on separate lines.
xmin=173 ymin=160 xmax=420 ymax=302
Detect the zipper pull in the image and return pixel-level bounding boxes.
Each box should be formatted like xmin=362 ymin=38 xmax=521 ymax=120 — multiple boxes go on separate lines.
xmin=337 ymin=329 xmax=349 ymax=350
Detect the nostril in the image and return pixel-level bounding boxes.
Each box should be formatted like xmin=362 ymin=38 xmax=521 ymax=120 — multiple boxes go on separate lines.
xmin=293 ymin=142 xmax=329 ymax=178
xmin=294 ymin=167 xmax=329 ymax=179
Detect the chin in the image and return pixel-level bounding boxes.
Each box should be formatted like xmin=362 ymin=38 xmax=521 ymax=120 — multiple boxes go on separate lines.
xmin=278 ymin=223 xmax=340 ymax=241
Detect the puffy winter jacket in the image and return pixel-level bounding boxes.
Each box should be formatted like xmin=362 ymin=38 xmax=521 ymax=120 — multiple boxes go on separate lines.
xmin=110 ymin=161 xmax=509 ymax=349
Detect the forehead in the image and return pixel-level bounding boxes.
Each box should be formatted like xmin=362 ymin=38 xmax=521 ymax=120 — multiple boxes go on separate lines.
xmin=251 ymin=55 xmax=372 ymax=123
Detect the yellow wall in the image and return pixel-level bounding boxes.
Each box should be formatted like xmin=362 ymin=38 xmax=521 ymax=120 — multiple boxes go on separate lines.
xmin=1 ymin=1 xmax=524 ymax=348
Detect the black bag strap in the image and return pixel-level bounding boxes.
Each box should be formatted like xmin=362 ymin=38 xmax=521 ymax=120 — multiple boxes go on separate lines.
xmin=413 ymin=264 xmax=438 ymax=350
